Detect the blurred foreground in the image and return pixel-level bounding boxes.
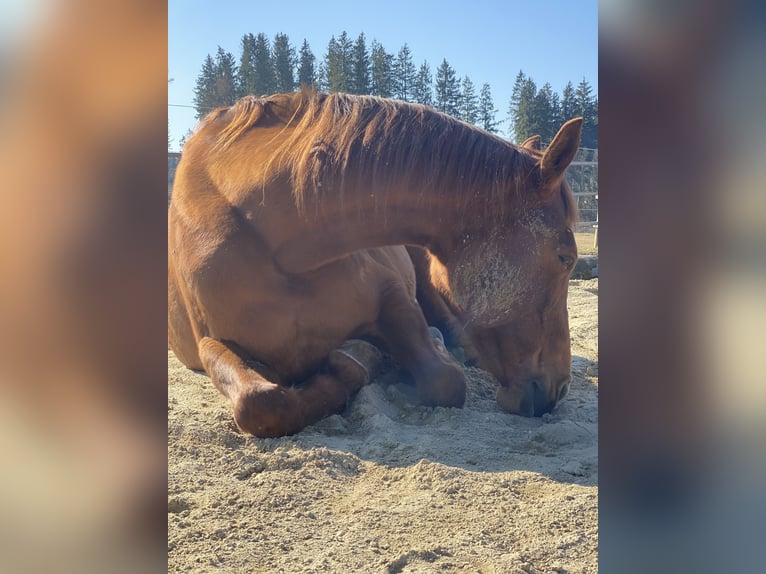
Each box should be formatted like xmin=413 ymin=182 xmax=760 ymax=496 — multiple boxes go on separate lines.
xmin=600 ymin=0 xmax=766 ymax=571
xmin=0 ymin=1 xmax=166 ymax=572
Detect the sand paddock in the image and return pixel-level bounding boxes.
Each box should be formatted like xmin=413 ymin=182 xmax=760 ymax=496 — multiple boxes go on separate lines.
xmin=168 ymin=278 xmax=598 ymax=573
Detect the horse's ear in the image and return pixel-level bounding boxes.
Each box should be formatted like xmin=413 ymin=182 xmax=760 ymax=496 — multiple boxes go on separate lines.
xmin=538 ymin=117 xmax=582 ymax=188
xmin=520 ymin=134 xmax=542 ymax=151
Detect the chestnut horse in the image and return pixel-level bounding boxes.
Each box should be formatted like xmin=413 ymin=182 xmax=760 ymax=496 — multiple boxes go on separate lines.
xmin=169 ymin=89 xmax=581 ymax=437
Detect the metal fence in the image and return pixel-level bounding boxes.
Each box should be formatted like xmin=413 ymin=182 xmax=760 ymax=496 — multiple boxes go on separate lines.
xmin=566 ymin=147 xmax=598 ymax=233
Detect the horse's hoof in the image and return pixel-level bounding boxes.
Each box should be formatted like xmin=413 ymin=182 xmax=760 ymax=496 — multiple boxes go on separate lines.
xmin=417 ymin=364 xmax=467 ymax=408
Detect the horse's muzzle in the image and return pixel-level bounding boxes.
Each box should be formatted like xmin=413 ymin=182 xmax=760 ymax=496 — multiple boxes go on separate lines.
xmin=496 ymin=374 xmax=571 ymax=417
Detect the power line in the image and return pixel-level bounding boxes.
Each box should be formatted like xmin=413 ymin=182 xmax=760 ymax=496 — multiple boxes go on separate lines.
xmin=169 ymin=103 xmax=220 ymax=114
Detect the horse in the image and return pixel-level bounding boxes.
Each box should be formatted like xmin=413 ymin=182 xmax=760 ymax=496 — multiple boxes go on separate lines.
xmin=168 ymin=89 xmax=581 ymax=437
xmin=405 ymin=132 xmax=580 ymax=414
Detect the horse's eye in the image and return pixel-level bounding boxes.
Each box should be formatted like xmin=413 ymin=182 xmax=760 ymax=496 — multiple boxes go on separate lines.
xmin=559 ymin=255 xmax=575 ymax=269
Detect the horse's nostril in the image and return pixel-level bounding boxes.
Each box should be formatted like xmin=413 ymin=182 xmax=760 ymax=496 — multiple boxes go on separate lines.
xmin=521 ymin=380 xmax=537 ymax=417
xmin=558 ymin=382 xmax=570 ymax=401
xmin=522 ymin=378 xmax=555 ymax=417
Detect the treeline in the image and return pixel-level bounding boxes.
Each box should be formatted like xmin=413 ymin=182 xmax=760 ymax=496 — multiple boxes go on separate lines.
xmin=508 ymin=71 xmax=598 ymax=149
xmin=189 ymin=32 xmax=597 ymax=148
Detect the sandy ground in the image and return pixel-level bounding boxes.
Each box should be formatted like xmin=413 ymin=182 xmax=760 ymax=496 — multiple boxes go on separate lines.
xmin=168 ymin=278 xmax=598 ymax=574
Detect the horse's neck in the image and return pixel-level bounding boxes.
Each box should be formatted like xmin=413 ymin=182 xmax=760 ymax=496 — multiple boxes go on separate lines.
xmin=269 ymin=182 xmax=468 ymax=274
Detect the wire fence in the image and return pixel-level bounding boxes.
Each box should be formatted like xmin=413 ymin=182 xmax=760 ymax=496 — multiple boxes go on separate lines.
xmin=566 ymin=147 xmax=598 ymax=233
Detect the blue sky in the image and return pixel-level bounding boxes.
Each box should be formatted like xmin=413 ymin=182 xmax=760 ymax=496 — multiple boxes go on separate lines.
xmin=169 ymin=0 xmax=597 ymax=150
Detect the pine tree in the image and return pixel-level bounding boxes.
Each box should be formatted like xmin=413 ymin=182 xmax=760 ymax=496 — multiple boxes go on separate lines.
xmin=549 ymin=89 xmax=562 ymax=135
xmin=511 ymin=76 xmax=537 ymax=143
xmin=191 ymin=47 xmax=236 ymax=119
xmin=192 ymin=54 xmax=218 ymax=119
xmin=393 ymin=43 xmax=416 ymax=101
xmin=560 ymin=81 xmax=577 ymax=123
xmin=575 ymin=78 xmax=598 ymax=148
xmin=317 ymin=46 xmax=330 ymax=91
xmin=434 ymin=59 xmax=461 ymax=117
xmin=575 ymin=78 xmax=593 ymax=113
xmin=478 ymin=83 xmax=499 ymax=133
xmin=322 ymin=35 xmax=341 ymax=91
xmin=507 ymin=70 xmax=526 ymax=139
xmin=237 ymin=33 xmax=257 ymax=97
xmin=297 ymin=39 xmax=317 ymax=88
xmin=323 ymin=33 xmax=353 ymax=92
xmin=460 ymin=76 xmax=479 ymax=124
xmin=532 ymin=82 xmax=557 ymax=143
xmin=252 ymin=33 xmax=275 ymax=95
xmin=412 ymin=61 xmax=433 ymax=106
xmin=273 ymin=33 xmax=296 ymax=93
xmin=370 ymin=40 xmax=394 ymax=97
xmin=350 ymin=33 xmax=370 ymax=94
xmin=214 ymin=46 xmax=238 ymax=106
xmin=338 ymin=31 xmax=354 ymax=91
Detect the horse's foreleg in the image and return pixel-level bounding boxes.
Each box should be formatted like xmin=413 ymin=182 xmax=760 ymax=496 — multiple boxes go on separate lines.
xmin=377 ymin=289 xmax=466 ymax=407
xmin=197 ymin=337 xmax=381 ymax=437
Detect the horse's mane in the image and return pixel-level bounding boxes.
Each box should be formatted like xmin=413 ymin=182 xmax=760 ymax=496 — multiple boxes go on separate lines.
xmin=201 ymin=88 xmax=577 ymax=226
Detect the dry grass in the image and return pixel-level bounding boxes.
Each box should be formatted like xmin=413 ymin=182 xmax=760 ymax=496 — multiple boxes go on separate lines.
xmin=575 ymin=231 xmax=598 ymax=256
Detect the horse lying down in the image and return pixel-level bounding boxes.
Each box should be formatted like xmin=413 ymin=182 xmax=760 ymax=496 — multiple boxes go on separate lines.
xmin=168 ymin=89 xmax=581 ymax=437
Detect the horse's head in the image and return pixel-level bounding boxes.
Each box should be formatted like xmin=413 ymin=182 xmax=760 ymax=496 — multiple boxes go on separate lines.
xmin=447 ymin=118 xmax=582 ymax=416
